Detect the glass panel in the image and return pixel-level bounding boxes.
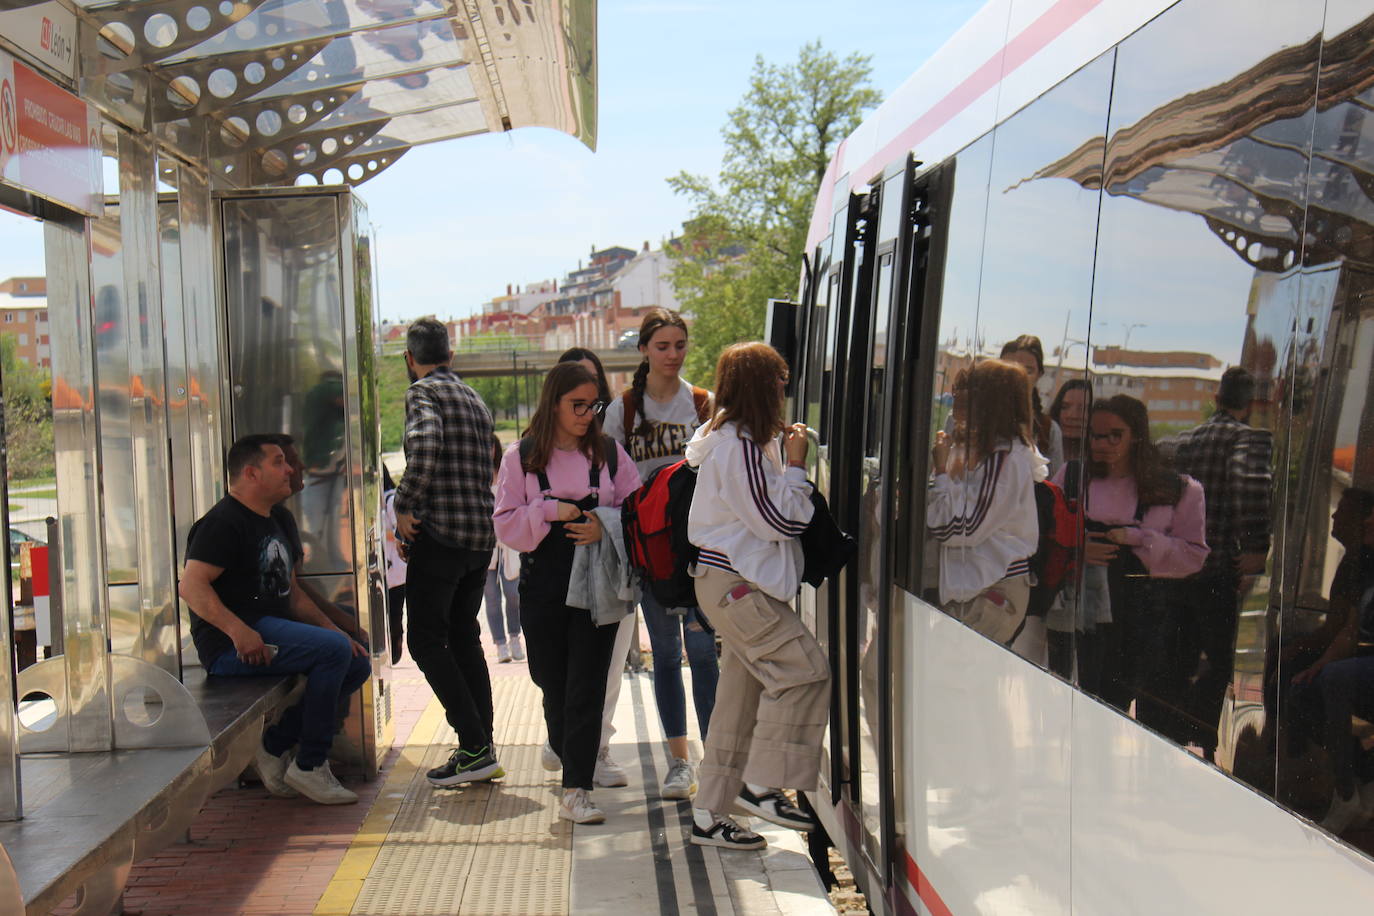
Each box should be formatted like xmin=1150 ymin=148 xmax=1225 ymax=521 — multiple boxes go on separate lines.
xmin=222 ymin=195 xmax=353 ymax=576
xmin=1082 ymin=0 xmax=1322 ymax=810
xmin=920 ymin=132 xmax=992 ymax=612
xmin=966 ymin=55 xmax=1111 ymax=669
xmin=856 ymin=249 xmax=893 ymax=866
xmin=1270 ymin=4 xmax=1374 ymax=857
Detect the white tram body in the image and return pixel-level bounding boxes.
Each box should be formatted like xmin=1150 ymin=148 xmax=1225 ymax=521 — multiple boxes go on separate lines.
xmin=784 ymin=0 xmax=1374 ymax=912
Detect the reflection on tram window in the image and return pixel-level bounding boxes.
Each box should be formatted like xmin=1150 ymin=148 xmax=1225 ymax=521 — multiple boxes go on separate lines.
xmin=1270 ymin=269 xmax=1374 ymax=851
xmin=926 ymin=360 xmax=1043 ymax=645
xmin=1061 ymin=397 xmax=1208 ymax=712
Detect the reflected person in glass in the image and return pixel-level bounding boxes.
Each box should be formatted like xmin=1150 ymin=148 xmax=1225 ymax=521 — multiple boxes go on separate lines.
xmin=1288 ymin=487 xmax=1374 ymax=836
xmin=1049 ymin=378 xmax=1092 ymax=465
xmin=1063 ymin=395 xmax=1208 ymax=714
xmin=927 ymin=360 xmax=1046 ymax=645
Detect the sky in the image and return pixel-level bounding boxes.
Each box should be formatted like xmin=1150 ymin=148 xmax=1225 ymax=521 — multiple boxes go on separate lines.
xmin=0 ymin=0 xmax=984 ymax=323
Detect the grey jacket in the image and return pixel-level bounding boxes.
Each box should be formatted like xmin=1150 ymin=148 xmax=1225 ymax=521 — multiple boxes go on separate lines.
xmin=566 ymin=506 xmax=639 ymax=626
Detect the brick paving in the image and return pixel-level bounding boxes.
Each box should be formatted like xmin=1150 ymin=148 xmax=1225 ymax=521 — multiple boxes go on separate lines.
xmin=66 ymin=638 xmax=529 ymax=916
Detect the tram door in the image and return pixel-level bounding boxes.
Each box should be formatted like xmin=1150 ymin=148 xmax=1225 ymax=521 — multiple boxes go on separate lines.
xmin=218 ymin=188 xmax=391 ymax=778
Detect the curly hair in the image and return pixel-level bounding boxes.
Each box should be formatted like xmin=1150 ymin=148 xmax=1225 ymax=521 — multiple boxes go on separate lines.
xmin=709 ymin=342 xmax=787 ymax=443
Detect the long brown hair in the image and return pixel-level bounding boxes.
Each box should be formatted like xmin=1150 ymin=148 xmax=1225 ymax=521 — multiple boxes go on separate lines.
xmin=558 ymin=346 xmax=612 ymax=403
xmin=954 ymin=358 xmax=1034 ymax=467
xmin=1000 ymin=335 xmax=1051 ymax=452
xmin=709 ymin=342 xmax=787 ymax=443
xmin=629 ymin=307 xmax=689 ymax=437
xmin=521 ymin=362 xmax=606 ymax=473
xmin=1088 ymin=394 xmax=1184 ymax=507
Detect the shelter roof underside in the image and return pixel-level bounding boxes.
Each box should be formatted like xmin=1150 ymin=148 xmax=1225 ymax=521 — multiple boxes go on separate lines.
xmin=24 ymin=0 xmax=596 ymax=188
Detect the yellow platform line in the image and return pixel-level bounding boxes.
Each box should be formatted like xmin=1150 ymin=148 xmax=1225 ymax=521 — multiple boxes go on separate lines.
xmin=313 ymin=699 xmax=446 ymax=916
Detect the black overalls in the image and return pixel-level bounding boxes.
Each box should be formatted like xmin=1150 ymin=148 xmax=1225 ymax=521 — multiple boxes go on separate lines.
xmin=518 ymin=458 xmax=619 ymax=790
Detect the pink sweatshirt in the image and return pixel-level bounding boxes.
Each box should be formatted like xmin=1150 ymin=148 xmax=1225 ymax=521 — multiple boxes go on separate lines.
xmin=493 ymin=441 xmax=641 ymax=553
xmin=1053 ymin=469 xmax=1209 ymax=578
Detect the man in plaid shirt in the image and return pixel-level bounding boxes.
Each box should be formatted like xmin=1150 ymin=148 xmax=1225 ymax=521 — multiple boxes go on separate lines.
xmin=1163 ymin=367 xmax=1273 ymax=758
xmin=394 ymin=318 xmax=504 ymax=786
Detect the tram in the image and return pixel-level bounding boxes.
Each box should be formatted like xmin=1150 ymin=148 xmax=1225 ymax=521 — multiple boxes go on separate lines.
xmin=776 ymin=0 xmax=1374 ymax=912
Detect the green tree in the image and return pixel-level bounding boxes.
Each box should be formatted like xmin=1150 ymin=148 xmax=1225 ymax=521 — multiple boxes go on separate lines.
xmin=0 ymin=334 xmax=53 ymax=480
xmin=669 ymin=41 xmax=881 ymax=385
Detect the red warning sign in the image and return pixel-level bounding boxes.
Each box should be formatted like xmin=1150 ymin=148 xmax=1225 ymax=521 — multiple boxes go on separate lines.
xmin=0 ymin=48 xmax=101 ymax=215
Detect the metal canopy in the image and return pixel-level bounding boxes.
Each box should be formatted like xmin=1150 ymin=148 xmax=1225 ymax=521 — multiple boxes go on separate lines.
xmin=29 ymin=0 xmax=597 ymax=188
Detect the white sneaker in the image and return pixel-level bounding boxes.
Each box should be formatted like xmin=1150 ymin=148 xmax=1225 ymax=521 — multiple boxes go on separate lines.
xmin=541 ymin=741 xmax=561 ymax=772
xmin=594 ymin=746 xmax=628 ymax=788
xmin=559 ymin=788 xmax=605 ymax=824
xmin=661 ymin=757 xmax=696 ymax=799
xmin=509 ymin=634 xmax=525 ymax=661
xmin=496 ymin=640 xmax=511 ymax=663
xmin=254 ymin=743 xmax=298 ymax=798
xmin=284 ymin=760 xmax=358 ymax=805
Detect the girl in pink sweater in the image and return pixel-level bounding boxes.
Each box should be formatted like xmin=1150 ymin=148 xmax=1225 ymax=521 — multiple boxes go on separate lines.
xmin=1056 ymin=394 xmax=1208 ymax=717
xmin=492 ymin=363 xmax=639 ymax=825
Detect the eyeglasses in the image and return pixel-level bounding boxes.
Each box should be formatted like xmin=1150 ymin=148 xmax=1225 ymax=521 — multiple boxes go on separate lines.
xmin=1089 ymin=429 xmax=1126 ymax=444
xmin=571 ymin=400 xmax=606 ymax=417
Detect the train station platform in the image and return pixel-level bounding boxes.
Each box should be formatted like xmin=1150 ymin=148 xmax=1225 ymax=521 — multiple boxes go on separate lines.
xmin=98 ymin=645 xmax=834 ymax=916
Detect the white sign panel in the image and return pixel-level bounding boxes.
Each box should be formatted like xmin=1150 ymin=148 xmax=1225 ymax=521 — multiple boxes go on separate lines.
xmin=0 ymin=2 xmax=77 ymax=81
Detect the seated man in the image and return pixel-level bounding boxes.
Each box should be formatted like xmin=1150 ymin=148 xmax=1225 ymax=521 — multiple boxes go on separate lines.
xmin=178 ymin=434 xmax=370 ymax=805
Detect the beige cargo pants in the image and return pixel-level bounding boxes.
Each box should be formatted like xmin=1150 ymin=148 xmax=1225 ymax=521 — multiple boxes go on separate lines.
xmin=693 ymin=565 xmax=831 ymax=813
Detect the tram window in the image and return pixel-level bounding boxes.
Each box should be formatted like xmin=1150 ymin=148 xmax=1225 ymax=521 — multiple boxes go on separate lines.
xmin=865 ymin=253 xmax=893 ymax=459
xmin=1082 ymin=0 xmax=1327 ymax=834
xmin=952 ymin=54 xmax=1112 ymax=669
xmin=804 ymin=256 xmax=831 ymax=435
xmin=820 ymin=271 xmax=841 ymax=446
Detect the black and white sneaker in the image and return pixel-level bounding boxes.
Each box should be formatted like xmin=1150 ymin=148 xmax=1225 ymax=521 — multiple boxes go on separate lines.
xmin=427 ymin=747 xmax=505 ymax=787
xmin=734 ymin=786 xmax=817 ymax=832
xmin=690 ymin=816 xmax=767 ymax=850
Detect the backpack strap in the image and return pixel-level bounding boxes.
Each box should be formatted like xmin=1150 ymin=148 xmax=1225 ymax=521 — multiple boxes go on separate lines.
xmin=517 ymin=436 xmax=552 ymax=495
xmin=691 ymin=386 xmax=712 ymax=425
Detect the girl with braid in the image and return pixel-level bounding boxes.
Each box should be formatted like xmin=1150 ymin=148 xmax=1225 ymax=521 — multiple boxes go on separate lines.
xmin=602 ymin=308 xmax=719 ymax=799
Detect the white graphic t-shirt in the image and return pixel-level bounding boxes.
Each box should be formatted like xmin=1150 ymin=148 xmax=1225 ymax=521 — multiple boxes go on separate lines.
xmin=602 ymin=377 xmax=712 ymax=478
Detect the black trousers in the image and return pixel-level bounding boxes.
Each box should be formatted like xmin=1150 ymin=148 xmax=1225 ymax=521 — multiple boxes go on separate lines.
xmin=405 ymin=535 xmax=495 ymax=753
xmin=522 ymin=598 xmax=617 ymax=789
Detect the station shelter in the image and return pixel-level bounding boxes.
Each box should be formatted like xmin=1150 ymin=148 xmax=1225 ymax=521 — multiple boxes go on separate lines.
xmin=0 ymin=1 xmax=596 ymax=910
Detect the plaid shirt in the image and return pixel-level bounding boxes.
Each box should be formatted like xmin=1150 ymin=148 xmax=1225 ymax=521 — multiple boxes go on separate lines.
xmin=394 ymin=366 xmax=496 ymax=551
xmin=1168 ymin=411 xmax=1273 ymax=573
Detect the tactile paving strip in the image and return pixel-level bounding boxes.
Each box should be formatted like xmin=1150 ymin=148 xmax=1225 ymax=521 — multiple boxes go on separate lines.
xmin=350 ymin=675 xmax=571 ymax=915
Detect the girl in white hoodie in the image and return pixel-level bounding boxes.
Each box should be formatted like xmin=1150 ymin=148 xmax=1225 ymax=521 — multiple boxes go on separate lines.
xmin=685 ymin=342 xmax=825 ymax=851
xmin=927 ymin=358 xmax=1047 ymax=645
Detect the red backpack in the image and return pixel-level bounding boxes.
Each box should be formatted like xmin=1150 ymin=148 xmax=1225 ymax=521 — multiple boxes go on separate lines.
xmin=1031 ymin=478 xmax=1082 ymax=591
xmin=621 ymin=459 xmax=700 ymax=608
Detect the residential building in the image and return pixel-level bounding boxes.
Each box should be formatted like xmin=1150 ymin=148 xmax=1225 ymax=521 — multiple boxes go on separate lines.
xmin=0 ymin=277 xmax=51 ymax=370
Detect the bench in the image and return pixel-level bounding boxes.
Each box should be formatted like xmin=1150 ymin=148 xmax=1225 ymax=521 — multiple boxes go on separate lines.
xmin=0 ymin=662 xmax=299 ymax=915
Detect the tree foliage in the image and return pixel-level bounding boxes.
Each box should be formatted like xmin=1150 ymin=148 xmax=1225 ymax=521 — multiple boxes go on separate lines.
xmin=0 ymin=334 xmax=53 ymax=480
xmin=669 ymin=41 xmax=881 ymax=385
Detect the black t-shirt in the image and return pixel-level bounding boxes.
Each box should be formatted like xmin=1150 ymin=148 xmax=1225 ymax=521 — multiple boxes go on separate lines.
xmin=272 ymin=504 xmax=305 ymax=565
xmin=186 ymin=496 xmax=296 ymax=666
xmin=1332 ymin=546 xmax=1374 ymax=643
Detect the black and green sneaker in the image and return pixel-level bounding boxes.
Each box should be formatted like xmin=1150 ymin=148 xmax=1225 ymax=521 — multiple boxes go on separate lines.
xmin=427 ymin=746 xmax=505 ymax=787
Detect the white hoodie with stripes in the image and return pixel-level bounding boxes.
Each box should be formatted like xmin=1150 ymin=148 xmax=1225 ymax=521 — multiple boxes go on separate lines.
xmin=685 ymin=421 xmax=815 ymax=602
xmin=926 ymin=439 xmax=1047 ymax=605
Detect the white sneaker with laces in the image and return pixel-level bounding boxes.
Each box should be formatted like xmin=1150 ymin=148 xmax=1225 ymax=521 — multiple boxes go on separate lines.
xmin=691 ymin=814 xmax=766 ymax=850
xmin=254 ymin=743 xmax=298 ymax=798
xmin=594 ymin=746 xmax=628 ymax=788
xmin=541 ymin=741 xmax=561 ymax=772
xmin=284 ymin=760 xmax=358 ymax=805
xmin=661 ymin=757 xmax=696 ymax=799
xmin=496 ymin=640 xmax=511 ymax=663
xmin=559 ymin=788 xmax=605 ymax=824
xmin=509 ymin=634 xmax=525 ymax=661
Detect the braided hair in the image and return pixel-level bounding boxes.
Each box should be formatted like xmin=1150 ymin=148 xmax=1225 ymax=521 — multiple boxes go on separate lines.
xmin=629 ymin=307 xmax=689 ymax=438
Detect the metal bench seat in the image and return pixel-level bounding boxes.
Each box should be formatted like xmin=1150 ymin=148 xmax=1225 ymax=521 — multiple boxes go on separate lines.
xmin=0 ymin=662 xmax=300 ymax=915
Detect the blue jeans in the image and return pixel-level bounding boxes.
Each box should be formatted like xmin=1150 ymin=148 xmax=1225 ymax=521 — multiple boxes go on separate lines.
xmin=641 ymin=589 xmax=719 ymax=740
xmin=208 ymin=616 xmax=371 ymax=768
xmin=484 ymin=566 xmax=521 ymax=642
